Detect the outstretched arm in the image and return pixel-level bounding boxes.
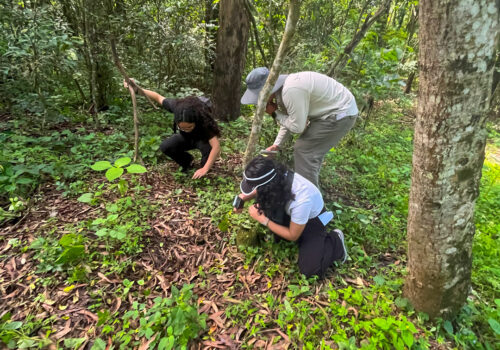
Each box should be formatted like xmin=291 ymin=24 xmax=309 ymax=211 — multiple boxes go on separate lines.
xmin=123 ymin=79 xmax=165 ymax=106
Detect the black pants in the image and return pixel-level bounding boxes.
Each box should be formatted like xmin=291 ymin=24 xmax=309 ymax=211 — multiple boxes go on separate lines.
xmin=159 ymin=134 xmax=211 ymax=169
xmin=296 ymin=217 xmax=344 ymax=278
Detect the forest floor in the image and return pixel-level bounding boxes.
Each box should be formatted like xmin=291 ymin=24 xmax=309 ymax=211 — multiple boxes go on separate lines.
xmin=1 ymin=101 xmax=499 ymax=349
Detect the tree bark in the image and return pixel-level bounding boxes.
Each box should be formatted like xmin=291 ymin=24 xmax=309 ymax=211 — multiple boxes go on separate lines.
xmin=211 ymin=0 xmax=250 ymax=121
xmin=404 ymin=0 xmax=498 ymax=318
xmin=328 ymin=0 xmax=392 ymax=78
xmin=242 ymin=0 xmax=301 ymax=166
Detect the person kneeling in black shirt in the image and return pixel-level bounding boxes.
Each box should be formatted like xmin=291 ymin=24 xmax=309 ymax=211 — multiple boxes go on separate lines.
xmin=124 ymin=79 xmax=221 ymax=179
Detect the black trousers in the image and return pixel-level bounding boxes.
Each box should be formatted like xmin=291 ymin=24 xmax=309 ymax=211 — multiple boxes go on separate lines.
xmin=159 ymin=134 xmax=211 ymax=169
xmin=296 ymin=217 xmax=345 ymax=278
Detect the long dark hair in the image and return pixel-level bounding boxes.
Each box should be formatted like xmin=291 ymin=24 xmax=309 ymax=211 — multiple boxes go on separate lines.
xmin=173 ymin=96 xmax=221 ymax=137
xmin=244 ymin=156 xmax=294 ymax=215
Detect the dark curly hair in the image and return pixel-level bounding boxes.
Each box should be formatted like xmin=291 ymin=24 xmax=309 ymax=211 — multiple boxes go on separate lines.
xmin=173 ymin=96 xmax=221 ymax=137
xmin=244 ymin=156 xmax=294 ymax=215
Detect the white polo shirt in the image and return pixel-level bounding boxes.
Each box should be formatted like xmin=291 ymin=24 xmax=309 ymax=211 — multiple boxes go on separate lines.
xmin=285 ymin=172 xmax=324 ymax=225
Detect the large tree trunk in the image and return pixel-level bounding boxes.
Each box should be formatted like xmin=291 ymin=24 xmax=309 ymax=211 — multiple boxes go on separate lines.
xmin=242 ymin=0 xmax=301 ymax=166
xmin=404 ymin=0 xmax=498 ymax=318
xmin=211 ymin=0 xmax=250 ymax=121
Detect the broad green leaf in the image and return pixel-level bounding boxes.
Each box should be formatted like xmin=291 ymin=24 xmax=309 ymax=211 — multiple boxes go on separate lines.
xmin=401 ymin=330 xmax=414 ymax=347
xmin=488 ymin=318 xmax=500 ymax=335
xmin=106 ymin=214 xmax=119 ymax=222
xmin=158 ymin=336 xmax=175 ymax=350
xmin=91 ymin=161 xmax=112 ymax=171
xmin=59 ymin=234 xmax=78 ymax=248
xmin=373 ymin=275 xmax=385 ymax=286
xmin=105 ymin=167 xmax=124 ymax=182
xmin=77 ymin=193 xmax=93 ymax=203
xmin=106 ymin=203 xmax=118 ymax=213
xmin=443 ymin=320 xmax=454 ymax=334
xmin=2 ymin=321 xmax=22 ymax=330
xmin=91 ymin=338 xmax=106 ymax=350
xmin=16 ymin=177 xmax=34 ymax=184
xmin=373 ymin=318 xmax=391 ymax=331
xmin=145 ymin=327 xmax=154 ymax=339
xmin=394 ymin=297 xmax=409 ymax=309
xmin=56 ymin=246 xmax=85 ymax=264
xmin=95 ymin=229 xmax=108 ymax=237
xmin=114 ymin=157 xmax=131 ymax=168
xmin=126 ymin=164 xmax=147 ymax=174
xmin=64 ymin=338 xmax=86 ymax=349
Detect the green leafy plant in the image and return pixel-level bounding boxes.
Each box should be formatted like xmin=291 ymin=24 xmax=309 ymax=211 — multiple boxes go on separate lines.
xmin=0 ymin=313 xmax=52 ymax=349
xmin=99 ymin=284 xmax=206 ymax=349
xmin=90 ymin=157 xmax=146 ymax=196
xmin=29 ymin=232 xmax=86 ymax=274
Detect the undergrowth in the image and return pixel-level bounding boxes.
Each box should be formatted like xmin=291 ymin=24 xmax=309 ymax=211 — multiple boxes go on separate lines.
xmin=0 ymin=99 xmax=499 ymax=349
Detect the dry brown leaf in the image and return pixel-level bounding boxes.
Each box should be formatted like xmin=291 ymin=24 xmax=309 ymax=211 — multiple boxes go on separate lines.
xmin=208 ymin=311 xmax=225 ymax=328
xmin=78 ymin=309 xmax=98 ymax=322
xmin=54 ymin=319 xmax=71 ymax=339
xmin=138 ymin=334 xmax=157 ymax=350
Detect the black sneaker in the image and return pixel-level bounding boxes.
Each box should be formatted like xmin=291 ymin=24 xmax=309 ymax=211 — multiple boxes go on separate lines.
xmin=334 ymin=229 xmax=348 ymax=264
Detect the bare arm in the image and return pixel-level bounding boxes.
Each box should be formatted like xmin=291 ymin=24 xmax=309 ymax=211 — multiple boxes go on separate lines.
xmin=139 ymin=88 xmax=165 ymax=106
xmin=123 ymin=79 xmax=165 ymax=106
xmin=192 ymin=136 xmax=220 ymax=179
xmin=248 ymin=205 xmax=306 ymax=241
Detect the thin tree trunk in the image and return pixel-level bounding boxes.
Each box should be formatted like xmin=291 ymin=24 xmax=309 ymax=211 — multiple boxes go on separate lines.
xmin=404 ymin=0 xmax=498 ymax=318
xmin=328 ymin=0 xmax=392 ymax=77
xmin=203 ymin=0 xmax=218 ymax=87
xmin=338 ymin=0 xmax=354 ymax=39
xmin=244 ymin=0 xmax=268 ymax=67
xmin=404 ymin=71 xmax=415 ymax=94
xmin=82 ymin=1 xmax=98 ymax=120
xmin=243 ymin=0 xmax=301 ymax=166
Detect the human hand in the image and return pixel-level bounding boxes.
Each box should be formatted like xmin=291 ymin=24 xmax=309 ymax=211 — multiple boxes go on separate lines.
xmin=248 ymin=204 xmax=267 ymax=224
xmin=266 ymin=145 xmax=279 ymax=152
xmin=123 ymin=78 xmax=139 ymax=94
xmin=239 ymin=191 xmax=256 ymax=201
xmin=192 ymin=167 xmax=208 ymax=179
xmin=123 ymin=78 xmax=134 ymax=89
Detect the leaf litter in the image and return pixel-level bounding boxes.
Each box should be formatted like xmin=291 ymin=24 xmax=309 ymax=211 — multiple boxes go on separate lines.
xmin=0 ymin=160 xmax=406 ymax=349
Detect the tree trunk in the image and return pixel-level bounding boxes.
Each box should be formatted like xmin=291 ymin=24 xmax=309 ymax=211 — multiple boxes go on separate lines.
xmin=242 ymin=0 xmax=301 ymax=166
xmin=404 ymin=0 xmax=498 ymax=318
xmin=404 ymin=71 xmax=415 ymax=94
xmin=203 ymin=0 xmax=218 ymax=87
xmin=211 ymin=0 xmax=250 ymax=121
xmin=338 ymin=0 xmax=354 ymax=39
xmin=245 ymin=0 xmax=268 ymax=67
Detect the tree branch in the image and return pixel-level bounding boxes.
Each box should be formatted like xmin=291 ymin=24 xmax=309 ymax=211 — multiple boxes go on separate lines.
xmin=243 ymin=0 xmax=301 ymax=166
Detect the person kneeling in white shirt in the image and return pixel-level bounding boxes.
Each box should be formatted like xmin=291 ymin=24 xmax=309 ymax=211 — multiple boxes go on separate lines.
xmin=234 ymin=156 xmax=348 ymax=278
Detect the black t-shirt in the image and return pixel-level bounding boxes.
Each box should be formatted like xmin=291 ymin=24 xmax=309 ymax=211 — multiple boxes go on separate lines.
xmin=162 ymin=97 xmax=216 ymax=142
